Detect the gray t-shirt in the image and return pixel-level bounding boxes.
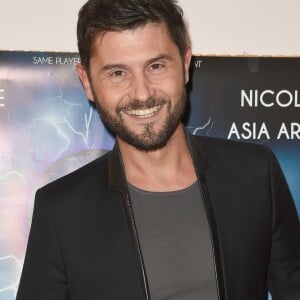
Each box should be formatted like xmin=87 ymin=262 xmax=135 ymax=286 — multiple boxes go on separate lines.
xmin=129 ymin=182 xmax=218 ymax=300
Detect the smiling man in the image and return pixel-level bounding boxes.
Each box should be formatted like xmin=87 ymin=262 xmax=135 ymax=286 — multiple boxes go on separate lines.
xmin=17 ymin=0 xmax=300 ymax=300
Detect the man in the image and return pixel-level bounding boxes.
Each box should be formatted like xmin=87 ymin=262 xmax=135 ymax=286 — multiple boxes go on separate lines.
xmin=17 ymin=0 xmax=300 ymax=299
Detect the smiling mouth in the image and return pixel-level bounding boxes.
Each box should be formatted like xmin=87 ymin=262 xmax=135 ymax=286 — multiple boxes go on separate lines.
xmin=124 ymin=105 xmax=162 ymax=118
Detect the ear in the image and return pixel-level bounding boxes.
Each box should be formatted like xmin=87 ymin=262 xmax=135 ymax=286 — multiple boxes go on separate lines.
xmin=183 ymin=47 xmax=192 ymax=84
xmin=76 ymin=63 xmax=95 ymax=102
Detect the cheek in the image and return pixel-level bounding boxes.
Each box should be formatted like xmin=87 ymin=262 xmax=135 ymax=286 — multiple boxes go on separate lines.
xmin=157 ymin=74 xmax=185 ymax=98
xmin=95 ymin=86 xmax=127 ymax=111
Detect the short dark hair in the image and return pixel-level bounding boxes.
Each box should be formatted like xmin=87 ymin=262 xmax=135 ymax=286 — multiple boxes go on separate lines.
xmin=77 ymin=0 xmax=187 ymax=70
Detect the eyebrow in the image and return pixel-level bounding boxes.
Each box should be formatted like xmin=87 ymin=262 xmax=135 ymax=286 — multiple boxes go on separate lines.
xmin=146 ymin=53 xmax=173 ymax=65
xmin=100 ymin=53 xmax=174 ymax=73
xmin=100 ymin=63 xmax=127 ymax=73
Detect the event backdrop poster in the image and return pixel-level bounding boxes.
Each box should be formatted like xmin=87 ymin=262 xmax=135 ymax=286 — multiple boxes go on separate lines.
xmin=0 ymin=51 xmax=299 ymax=299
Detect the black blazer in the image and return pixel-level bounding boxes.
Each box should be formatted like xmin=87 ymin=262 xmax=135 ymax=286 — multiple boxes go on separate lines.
xmin=17 ymin=135 xmax=300 ymax=300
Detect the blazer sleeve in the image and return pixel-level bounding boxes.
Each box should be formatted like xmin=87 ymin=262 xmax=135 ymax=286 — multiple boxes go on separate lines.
xmin=267 ymin=149 xmax=300 ymax=300
xmin=16 ymin=189 xmax=70 ymax=300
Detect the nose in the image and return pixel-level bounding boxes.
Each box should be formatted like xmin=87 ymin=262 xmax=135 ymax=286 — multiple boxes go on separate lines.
xmin=130 ymin=74 xmax=154 ymax=102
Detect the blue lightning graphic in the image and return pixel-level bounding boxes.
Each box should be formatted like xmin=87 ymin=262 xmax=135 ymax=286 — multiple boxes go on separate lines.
xmin=187 ymin=117 xmax=216 ymax=136
xmin=0 ymin=255 xmax=22 ymax=297
xmin=0 ymin=88 xmax=4 ymax=107
xmin=0 ymin=171 xmax=26 ymax=184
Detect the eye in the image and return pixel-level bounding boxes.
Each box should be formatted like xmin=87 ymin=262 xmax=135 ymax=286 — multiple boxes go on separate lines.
xmin=152 ymin=63 xmax=163 ymax=69
xmin=111 ymin=70 xmax=125 ymax=77
xmin=109 ymin=69 xmax=127 ymax=83
xmin=149 ymin=62 xmax=167 ymax=74
xmin=150 ymin=63 xmax=164 ymax=70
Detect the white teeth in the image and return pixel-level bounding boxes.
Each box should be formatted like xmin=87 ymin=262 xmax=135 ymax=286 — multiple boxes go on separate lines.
xmin=125 ymin=105 xmax=161 ymax=118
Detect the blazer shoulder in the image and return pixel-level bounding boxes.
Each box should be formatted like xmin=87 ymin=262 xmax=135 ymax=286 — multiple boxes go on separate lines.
xmin=190 ymin=134 xmax=274 ymax=168
xmin=193 ymin=134 xmax=270 ymax=154
xmin=35 ymin=151 xmax=111 ymax=207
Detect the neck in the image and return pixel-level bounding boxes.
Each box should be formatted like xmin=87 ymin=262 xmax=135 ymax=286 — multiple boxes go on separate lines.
xmin=117 ymin=125 xmax=197 ymax=192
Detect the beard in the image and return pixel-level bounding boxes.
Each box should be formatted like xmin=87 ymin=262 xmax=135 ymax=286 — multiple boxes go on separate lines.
xmin=93 ymin=89 xmax=187 ymax=152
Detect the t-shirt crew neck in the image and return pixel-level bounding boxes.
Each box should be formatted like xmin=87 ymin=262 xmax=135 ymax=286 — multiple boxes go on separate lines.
xmin=128 ymin=181 xmax=218 ymax=300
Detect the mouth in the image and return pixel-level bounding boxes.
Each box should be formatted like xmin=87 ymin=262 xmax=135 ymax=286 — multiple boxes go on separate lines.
xmin=124 ymin=105 xmax=162 ymax=119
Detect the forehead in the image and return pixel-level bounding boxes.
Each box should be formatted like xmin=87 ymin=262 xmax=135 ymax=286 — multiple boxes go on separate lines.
xmin=90 ymin=22 xmax=180 ymax=64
